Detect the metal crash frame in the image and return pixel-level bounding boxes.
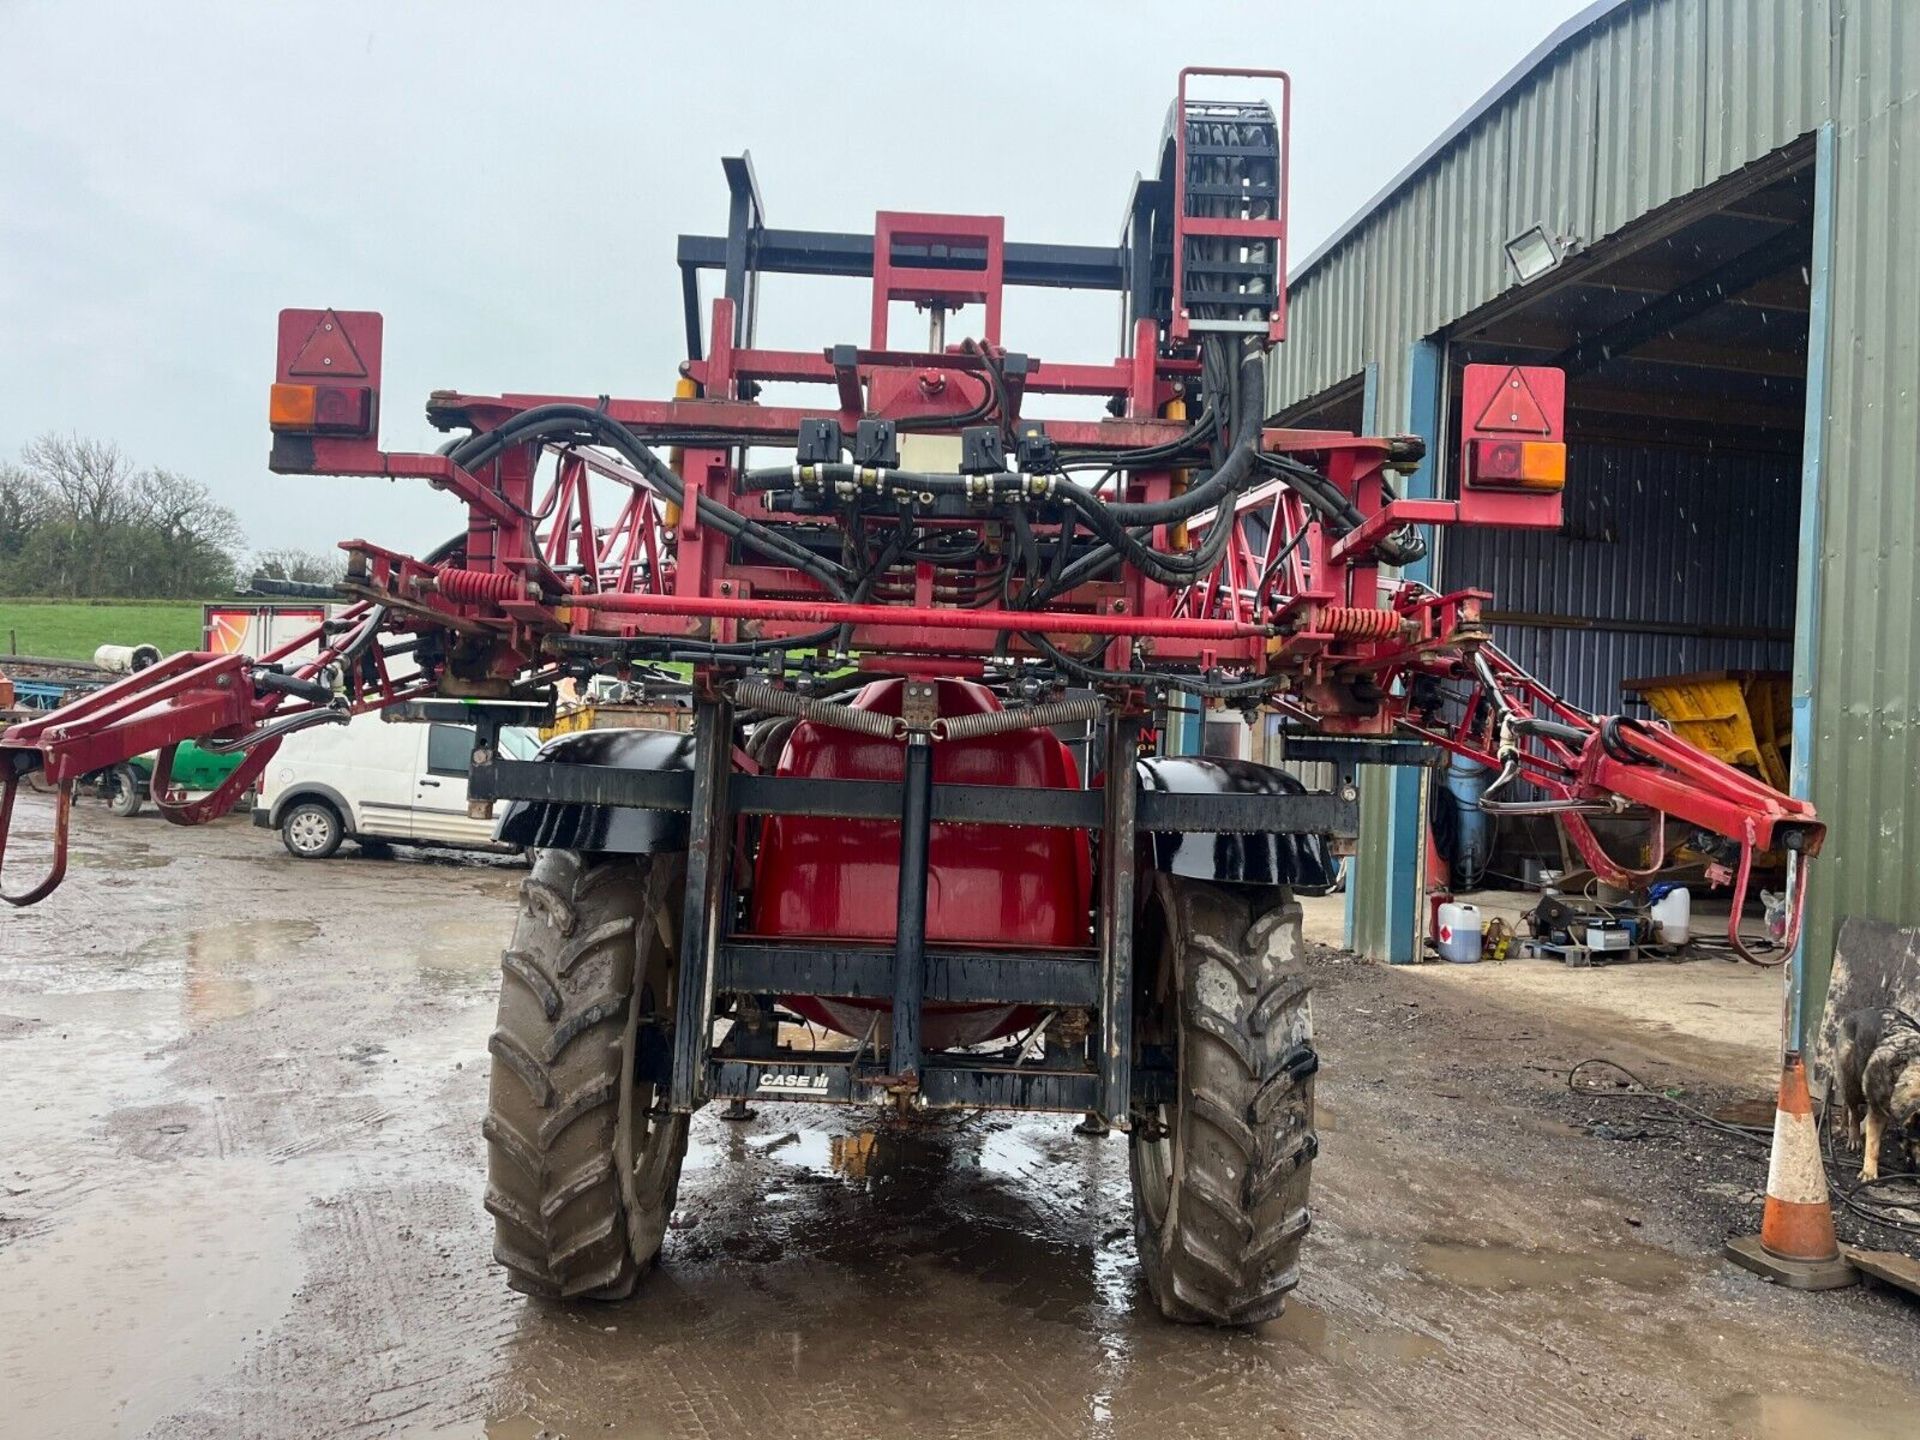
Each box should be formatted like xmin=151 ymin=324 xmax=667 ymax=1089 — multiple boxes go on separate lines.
xmin=466 ymin=700 xmax=1373 ymax=1121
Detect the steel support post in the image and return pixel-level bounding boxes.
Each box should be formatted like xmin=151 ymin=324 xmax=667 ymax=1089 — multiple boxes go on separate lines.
xmin=1344 ymin=363 xmax=1382 ymax=949
xmin=889 ymin=734 xmax=934 ymax=1085
xmin=1379 ymin=339 xmax=1440 ymax=963
xmin=1098 ymin=715 xmax=1144 ymax=1123
xmin=671 ymin=697 xmax=732 ymax=1112
xmin=1786 ymin=121 xmax=1836 ymax=1054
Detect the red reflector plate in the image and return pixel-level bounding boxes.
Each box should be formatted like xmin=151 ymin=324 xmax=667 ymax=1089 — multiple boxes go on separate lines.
xmin=312 ymin=385 xmax=374 ymax=435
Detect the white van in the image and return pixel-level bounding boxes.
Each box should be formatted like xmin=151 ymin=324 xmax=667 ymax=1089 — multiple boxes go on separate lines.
xmin=253 ymin=711 xmax=539 ymax=859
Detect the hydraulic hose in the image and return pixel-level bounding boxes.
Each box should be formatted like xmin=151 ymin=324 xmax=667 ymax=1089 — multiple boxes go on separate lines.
xmin=743 ymin=355 xmax=1265 ymax=528
xmin=447 ymin=405 xmax=853 ymax=597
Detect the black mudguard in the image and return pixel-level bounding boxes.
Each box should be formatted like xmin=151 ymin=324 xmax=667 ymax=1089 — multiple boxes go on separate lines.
xmin=1136 ymin=755 xmax=1340 ymax=892
xmin=495 ymin=728 xmax=695 ymax=854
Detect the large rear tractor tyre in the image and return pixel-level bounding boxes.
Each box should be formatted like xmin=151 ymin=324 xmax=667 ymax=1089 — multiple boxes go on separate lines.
xmin=1130 ymin=873 xmax=1318 ymax=1326
xmin=485 ymin=850 xmax=690 ymax=1301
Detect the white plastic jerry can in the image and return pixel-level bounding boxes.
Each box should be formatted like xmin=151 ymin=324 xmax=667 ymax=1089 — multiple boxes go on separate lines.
xmin=1650 ymin=887 xmax=1691 ymax=946
xmin=1436 ymin=902 xmax=1483 ymax=964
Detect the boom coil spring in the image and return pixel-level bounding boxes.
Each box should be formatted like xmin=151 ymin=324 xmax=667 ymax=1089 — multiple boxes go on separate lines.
xmin=730 ymin=682 xmax=1108 ymax=744
xmin=1319 ymin=607 xmax=1399 ymax=641
xmin=729 ymin=680 xmax=903 ymax=740
xmin=933 ymin=697 xmax=1107 ymax=742
xmin=435 ymin=566 xmax=524 ymax=603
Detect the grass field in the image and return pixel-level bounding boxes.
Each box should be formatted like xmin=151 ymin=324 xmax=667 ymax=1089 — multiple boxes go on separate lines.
xmin=0 ymin=599 xmax=208 ymax=662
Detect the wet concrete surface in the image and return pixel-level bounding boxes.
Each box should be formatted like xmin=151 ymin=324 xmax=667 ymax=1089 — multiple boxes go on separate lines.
xmin=2 ymin=795 xmax=1918 ymax=1439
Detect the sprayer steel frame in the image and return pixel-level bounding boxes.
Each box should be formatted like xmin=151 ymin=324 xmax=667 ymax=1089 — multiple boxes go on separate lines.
xmin=462 ymin=699 xmax=1350 ymax=1118
xmin=557 ymin=697 xmax=1182 ymax=1119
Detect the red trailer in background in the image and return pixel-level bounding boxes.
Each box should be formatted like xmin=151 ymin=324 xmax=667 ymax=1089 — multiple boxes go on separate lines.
xmin=0 ymin=71 xmax=1821 ymax=1325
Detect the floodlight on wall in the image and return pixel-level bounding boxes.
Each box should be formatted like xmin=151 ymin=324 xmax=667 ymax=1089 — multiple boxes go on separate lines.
xmin=1504 ymin=224 xmax=1563 ymax=285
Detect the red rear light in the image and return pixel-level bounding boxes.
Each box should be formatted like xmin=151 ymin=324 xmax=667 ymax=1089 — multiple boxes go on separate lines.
xmin=1468 ymin=439 xmax=1565 ymax=491
xmin=270 ymin=382 xmax=374 ymax=436
xmin=313 ymin=384 xmax=374 ymax=434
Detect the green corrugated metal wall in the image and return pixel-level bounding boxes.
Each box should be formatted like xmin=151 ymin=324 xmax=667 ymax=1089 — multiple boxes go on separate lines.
xmin=1274 ymin=0 xmax=1920 ymax=1028
xmin=1816 ymin=1 xmax=1920 ymax=1018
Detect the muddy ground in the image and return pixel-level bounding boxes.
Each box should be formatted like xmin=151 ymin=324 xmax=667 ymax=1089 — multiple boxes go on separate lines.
xmin=2 ymin=796 xmax=1917 ymax=1440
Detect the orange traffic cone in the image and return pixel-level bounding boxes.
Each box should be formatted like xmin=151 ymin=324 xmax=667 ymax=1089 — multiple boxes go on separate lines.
xmin=1724 ymin=1052 xmax=1857 ymax=1289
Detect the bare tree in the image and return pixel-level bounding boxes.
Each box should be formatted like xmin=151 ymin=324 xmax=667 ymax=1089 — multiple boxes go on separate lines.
xmin=251 ymin=547 xmax=347 ymax=585
xmin=138 ymin=469 xmax=245 ymax=551
xmin=21 ymin=434 xmax=136 ymax=531
xmin=129 ymin=469 xmax=245 ymax=595
xmin=4 ymin=434 xmax=244 ymax=597
xmin=0 ymin=462 xmax=51 ymax=567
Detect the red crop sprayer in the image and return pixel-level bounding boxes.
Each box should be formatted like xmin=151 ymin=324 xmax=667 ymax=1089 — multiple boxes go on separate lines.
xmin=0 ymin=71 xmax=1820 ymax=1323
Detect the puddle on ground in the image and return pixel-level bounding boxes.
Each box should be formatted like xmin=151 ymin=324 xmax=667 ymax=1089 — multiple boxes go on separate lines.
xmin=4 ymin=919 xmax=315 ymax=1036
xmin=1415 ymin=1237 xmax=1690 ymax=1293
xmin=128 ymin=920 xmax=317 ymax=1027
xmin=1264 ymin=1300 xmax=1446 ymax=1364
xmin=185 ymin=974 xmax=259 ymax=1024
xmin=71 ymin=842 xmax=174 ymax=870
xmin=746 ymin=1124 xmax=922 ymax=1182
xmin=0 ymin=1160 xmax=306 ymax=1439
xmin=737 ymin=1110 xmax=1017 ymax=1190
xmin=407 ymin=920 xmax=518 ymax=989
xmin=975 ymin=1124 xmax=1053 ymax=1179
xmin=1716 ymin=1390 xmax=1918 ymax=1440
xmin=750 ymin=1127 xmax=837 ymax=1175
xmin=133 ymin=918 xmax=321 ymax=965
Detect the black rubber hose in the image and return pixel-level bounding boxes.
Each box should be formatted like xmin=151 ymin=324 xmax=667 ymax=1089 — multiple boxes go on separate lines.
xmin=753 ymin=464 xmax=1031 ymax=504
xmin=1024 ymin=630 xmax=1275 ymax=700
xmin=1097 ymin=352 xmax=1264 ymax=523
xmin=447 ymin=405 xmax=853 ymax=596
xmin=547 ymin=501 xmax=924 ymax=666
xmin=740 ymin=460 xmax=1255 ymax=534
xmin=483 ymin=416 xmax=840 ymax=586
xmin=1255 ymin=453 xmax=1428 ymax=567
xmin=1056 ymin=404 xmax=1218 ymax=466
xmin=745 ymin=458 xmax=1238 ymax=589
xmin=1030 ymin=498 xmax=1239 ymax=603
xmin=743 ymin=356 xmax=1263 ymax=531
xmin=893 ymin=339 xmax=999 ymax=433
xmin=547 ymin=630 xmax=836 ymax=663
xmin=1020 ymin=349 xmax=1262 ymax=594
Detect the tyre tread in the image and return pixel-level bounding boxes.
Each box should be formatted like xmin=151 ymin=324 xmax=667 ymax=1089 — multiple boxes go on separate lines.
xmin=1133 ymin=875 xmax=1317 ymax=1327
xmin=484 ymin=852 xmax=685 ymax=1303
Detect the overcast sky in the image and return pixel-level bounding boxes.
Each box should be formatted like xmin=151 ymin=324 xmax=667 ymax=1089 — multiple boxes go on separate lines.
xmin=1 ymin=0 xmax=1596 ymax=561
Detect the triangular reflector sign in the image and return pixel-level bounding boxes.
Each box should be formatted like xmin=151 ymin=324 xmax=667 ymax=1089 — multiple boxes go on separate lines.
xmin=1472 ymin=366 xmax=1552 ymax=435
xmin=287 ymin=309 xmax=368 ymax=379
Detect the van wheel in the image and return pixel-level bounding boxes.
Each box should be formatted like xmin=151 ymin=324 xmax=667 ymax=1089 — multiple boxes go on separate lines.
xmin=485 ymin=850 xmax=690 ymax=1299
xmin=281 ymin=799 xmax=344 ymax=859
xmin=105 ymin=764 xmax=145 ymax=818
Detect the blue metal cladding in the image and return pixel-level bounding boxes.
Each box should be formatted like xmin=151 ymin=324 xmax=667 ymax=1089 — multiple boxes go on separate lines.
xmin=1443 ymin=443 xmax=1800 ymax=717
